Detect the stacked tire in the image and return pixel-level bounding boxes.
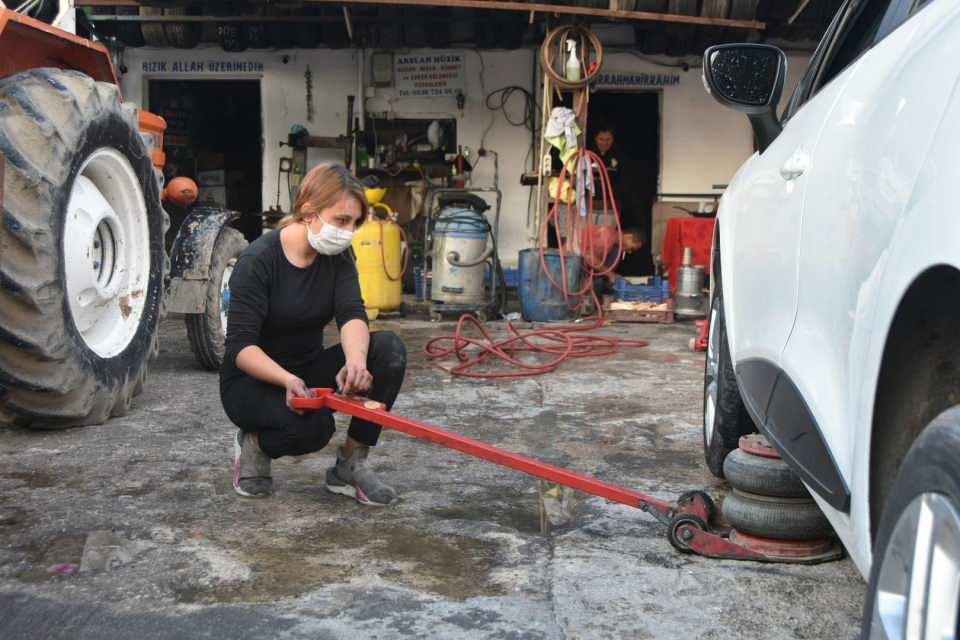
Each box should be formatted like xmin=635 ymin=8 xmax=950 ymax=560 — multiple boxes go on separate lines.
xmin=721 ymin=435 xmax=833 ymax=540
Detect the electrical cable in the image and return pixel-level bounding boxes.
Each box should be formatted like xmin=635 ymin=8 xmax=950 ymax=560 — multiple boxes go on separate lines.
xmin=484 ymin=86 xmax=538 ymax=134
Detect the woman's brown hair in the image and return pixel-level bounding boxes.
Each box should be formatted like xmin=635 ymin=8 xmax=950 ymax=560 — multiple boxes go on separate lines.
xmin=278 ymin=163 xmax=368 ymax=229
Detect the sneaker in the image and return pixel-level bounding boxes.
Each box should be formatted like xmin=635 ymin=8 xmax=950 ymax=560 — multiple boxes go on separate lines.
xmin=233 ymin=430 xmax=272 ymax=498
xmin=325 ymin=446 xmax=398 ymax=506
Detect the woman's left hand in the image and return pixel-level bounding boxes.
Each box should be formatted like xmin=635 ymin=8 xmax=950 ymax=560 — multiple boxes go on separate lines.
xmin=337 ymin=358 xmax=373 ymax=396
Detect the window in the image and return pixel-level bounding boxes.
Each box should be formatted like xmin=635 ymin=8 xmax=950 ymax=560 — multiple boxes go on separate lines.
xmin=782 ymin=0 xmax=913 ymax=120
xmin=813 ymin=0 xmax=896 ymax=92
xmin=780 ymin=0 xmax=851 ymax=122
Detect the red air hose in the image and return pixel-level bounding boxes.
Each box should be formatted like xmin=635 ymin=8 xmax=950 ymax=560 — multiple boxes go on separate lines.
xmin=423 ymin=314 xmax=648 ymax=379
xmin=423 ymin=150 xmax=648 ymax=378
xmin=540 ymin=148 xmax=623 ymax=310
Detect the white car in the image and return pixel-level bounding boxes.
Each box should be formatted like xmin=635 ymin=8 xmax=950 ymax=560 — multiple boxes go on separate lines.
xmin=701 ymin=0 xmax=960 ymax=636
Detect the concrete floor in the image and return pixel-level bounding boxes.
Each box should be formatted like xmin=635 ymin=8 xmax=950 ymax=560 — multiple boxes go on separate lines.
xmin=0 ymin=317 xmax=866 ymax=639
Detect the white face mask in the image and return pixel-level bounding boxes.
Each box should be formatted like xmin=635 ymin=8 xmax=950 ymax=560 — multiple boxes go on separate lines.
xmin=306 ymin=219 xmax=354 ymax=255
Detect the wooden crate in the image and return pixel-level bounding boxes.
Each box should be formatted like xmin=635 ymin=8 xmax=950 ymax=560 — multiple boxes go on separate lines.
xmin=603 ymin=298 xmax=675 ymax=324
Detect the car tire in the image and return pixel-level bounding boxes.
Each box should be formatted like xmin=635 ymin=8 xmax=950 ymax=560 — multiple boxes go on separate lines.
xmin=723 ymin=448 xmax=810 ymax=498
xmin=0 ymin=69 xmax=167 ymax=427
xmin=185 ymin=228 xmax=247 ymax=371
xmin=703 ymin=291 xmax=757 ymax=477
xmin=860 ymin=406 xmax=960 ymax=639
xmin=722 ymin=490 xmax=833 ymax=540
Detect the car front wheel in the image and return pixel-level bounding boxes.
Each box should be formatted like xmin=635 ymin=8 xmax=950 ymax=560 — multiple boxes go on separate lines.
xmin=861 ymin=406 xmax=960 ymax=639
xmin=703 ymin=290 xmax=757 ymax=477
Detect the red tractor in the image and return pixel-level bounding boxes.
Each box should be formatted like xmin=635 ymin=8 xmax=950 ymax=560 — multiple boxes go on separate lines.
xmin=0 ymin=7 xmax=246 ymax=428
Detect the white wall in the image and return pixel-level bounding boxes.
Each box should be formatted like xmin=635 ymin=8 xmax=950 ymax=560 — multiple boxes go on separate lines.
xmin=599 ymin=51 xmax=809 ymax=196
xmin=121 ymin=47 xmax=807 ymax=267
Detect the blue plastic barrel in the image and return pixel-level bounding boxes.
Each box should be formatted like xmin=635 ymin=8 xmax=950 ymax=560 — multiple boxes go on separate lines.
xmin=518 ymin=249 xmax=582 ymax=322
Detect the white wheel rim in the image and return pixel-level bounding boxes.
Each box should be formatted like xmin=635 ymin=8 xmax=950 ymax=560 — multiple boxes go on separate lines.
xmin=220 ymin=258 xmax=236 ymax=335
xmin=704 ymin=302 xmax=720 ymax=445
xmin=64 ymin=148 xmax=151 ymax=358
xmin=871 ymin=492 xmax=960 ymax=640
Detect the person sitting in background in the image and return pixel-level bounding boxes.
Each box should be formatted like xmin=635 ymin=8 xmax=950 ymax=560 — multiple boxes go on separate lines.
xmin=582 ymin=226 xmax=645 ymax=295
xmin=220 ymin=163 xmax=406 ymax=506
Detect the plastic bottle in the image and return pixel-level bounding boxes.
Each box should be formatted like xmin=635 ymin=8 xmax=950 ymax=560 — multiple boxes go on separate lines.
xmin=565 ymin=39 xmax=582 ymax=82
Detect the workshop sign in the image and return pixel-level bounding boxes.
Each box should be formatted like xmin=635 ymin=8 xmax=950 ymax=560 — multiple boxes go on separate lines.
xmin=593 ymin=72 xmax=681 ymax=90
xmin=394 ymin=53 xmax=465 ymax=97
xmin=141 ymin=60 xmax=265 ymax=74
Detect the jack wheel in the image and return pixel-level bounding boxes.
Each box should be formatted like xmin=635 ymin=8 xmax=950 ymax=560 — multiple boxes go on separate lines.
xmin=668 ymin=513 xmax=708 ymax=554
xmin=429 ymin=311 xmax=442 ymax=323
xmin=676 ymin=490 xmax=716 ymax=522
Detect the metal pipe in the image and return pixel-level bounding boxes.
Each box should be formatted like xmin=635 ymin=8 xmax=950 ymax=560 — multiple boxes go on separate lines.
xmin=358 ymin=48 xmax=365 ymax=133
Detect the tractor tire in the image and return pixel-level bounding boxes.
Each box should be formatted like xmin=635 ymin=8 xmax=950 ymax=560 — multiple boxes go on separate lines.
xmin=722 ymin=447 xmax=810 ymax=498
xmin=0 ymin=69 xmax=167 ymax=428
xmin=117 ymin=6 xmax=146 ymax=47
xmin=703 ymin=292 xmax=757 ymax=477
xmin=722 ymin=490 xmax=833 ymax=540
xmin=163 ymin=7 xmax=202 ymax=49
xmin=729 ymin=0 xmax=760 ymax=19
xmin=218 ymin=23 xmax=248 ymax=52
xmin=139 ymin=7 xmax=168 ymax=47
xmin=185 ymin=228 xmax=247 ymax=370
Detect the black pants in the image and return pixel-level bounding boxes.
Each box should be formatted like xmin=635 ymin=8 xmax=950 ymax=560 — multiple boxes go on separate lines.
xmin=220 ymin=331 xmax=407 ymax=459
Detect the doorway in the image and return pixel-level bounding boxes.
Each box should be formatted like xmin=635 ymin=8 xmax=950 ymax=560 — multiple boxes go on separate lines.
xmin=588 ymin=91 xmax=660 ymax=276
xmin=149 ymin=80 xmax=264 ymax=245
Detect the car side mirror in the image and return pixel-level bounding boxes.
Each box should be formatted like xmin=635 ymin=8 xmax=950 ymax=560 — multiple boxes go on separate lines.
xmin=702 ymin=44 xmax=787 ymax=153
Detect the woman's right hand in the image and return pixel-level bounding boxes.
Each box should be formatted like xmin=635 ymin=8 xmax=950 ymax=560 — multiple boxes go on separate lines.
xmin=284 ymin=375 xmax=313 ymax=414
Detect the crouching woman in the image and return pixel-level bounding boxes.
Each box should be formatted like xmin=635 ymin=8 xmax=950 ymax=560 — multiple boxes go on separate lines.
xmin=220 ymin=163 xmax=406 ymax=506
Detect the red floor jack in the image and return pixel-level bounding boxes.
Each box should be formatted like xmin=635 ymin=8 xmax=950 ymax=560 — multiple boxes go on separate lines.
xmin=293 ymin=389 xmax=841 ymax=563
xmin=689 ymin=319 xmax=709 ymax=352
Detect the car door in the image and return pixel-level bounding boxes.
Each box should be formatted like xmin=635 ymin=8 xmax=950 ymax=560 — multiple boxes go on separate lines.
xmin=779 ymin=0 xmax=960 ymax=512
xmin=723 ymin=5 xmax=852 ymax=393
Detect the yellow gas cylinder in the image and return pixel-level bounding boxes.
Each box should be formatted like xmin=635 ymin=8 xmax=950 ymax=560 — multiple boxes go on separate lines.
xmin=352 ymin=204 xmax=403 ymax=320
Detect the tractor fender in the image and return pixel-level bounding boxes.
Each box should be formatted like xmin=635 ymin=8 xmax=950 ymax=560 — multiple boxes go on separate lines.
xmin=165 ymin=206 xmax=241 ymax=314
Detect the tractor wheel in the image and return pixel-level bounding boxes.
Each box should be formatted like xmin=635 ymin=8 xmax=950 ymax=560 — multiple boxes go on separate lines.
xmin=0 ymin=69 xmax=167 ymax=428
xmin=163 ymin=7 xmax=202 ymax=49
xmin=139 ymin=7 xmax=169 ymax=47
xmin=185 ymin=228 xmax=247 ymax=370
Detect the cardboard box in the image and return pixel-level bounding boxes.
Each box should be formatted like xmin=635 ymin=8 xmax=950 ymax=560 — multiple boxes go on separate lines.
xmin=197 ymin=169 xmax=225 ymax=187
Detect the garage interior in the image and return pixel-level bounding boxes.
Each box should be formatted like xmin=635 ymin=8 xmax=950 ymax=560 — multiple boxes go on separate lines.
xmin=0 ymin=0 xmax=878 ymax=637
xmin=149 ymin=78 xmax=265 ymax=243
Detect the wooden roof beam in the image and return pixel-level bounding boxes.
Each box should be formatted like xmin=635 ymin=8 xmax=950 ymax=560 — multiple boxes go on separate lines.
xmin=74 ymin=0 xmax=765 ymax=30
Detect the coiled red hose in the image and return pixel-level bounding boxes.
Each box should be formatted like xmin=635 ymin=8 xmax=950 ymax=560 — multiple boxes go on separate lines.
xmin=423 ymin=314 xmax=647 ymax=379
xmin=423 ymin=149 xmax=648 ymax=378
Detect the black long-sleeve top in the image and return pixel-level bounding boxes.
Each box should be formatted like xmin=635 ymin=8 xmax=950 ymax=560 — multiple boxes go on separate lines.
xmin=219 ymin=230 xmax=367 ymax=384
